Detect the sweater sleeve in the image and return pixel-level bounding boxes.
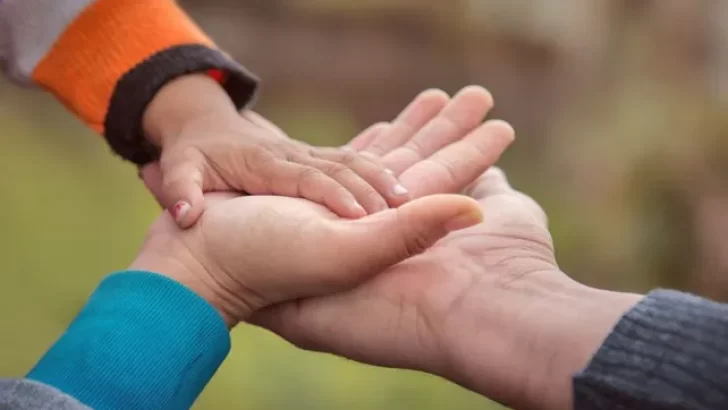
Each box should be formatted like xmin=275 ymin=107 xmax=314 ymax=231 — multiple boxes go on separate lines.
xmin=0 ymin=0 xmax=259 ymax=165
xmin=0 ymin=379 xmax=90 ymax=410
xmin=25 ymin=271 xmax=231 ymax=410
xmin=573 ymin=289 xmax=728 ymax=410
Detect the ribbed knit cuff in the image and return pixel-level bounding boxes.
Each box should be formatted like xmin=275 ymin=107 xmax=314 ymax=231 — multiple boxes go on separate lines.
xmin=573 ymin=289 xmax=728 ymax=410
xmin=104 ymin=44 xmax=259 ymax=165
xmin=27 ymin=271 xmax=231 ymax=410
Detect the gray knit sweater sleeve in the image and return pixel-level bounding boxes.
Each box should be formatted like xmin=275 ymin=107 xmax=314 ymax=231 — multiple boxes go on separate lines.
xmin=0 ymin=379 xmax=90 ymax=409
xmin=573 ymin=289 xmax=728 ymax=410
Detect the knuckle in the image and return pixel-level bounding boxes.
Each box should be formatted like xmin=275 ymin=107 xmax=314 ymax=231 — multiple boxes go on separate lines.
xmin=306 ymin=147 xmax=331 ymax=158
xmin=403 ymin=226 xmax=432 ymax=257
xmin=361 ymin=188 xmax=385 ymax=208
xmin=403 ymin=137 xmax=428 ymax=156
xmin=323 ymin=162 xmax=353 ymax=179
xmin=297 ymin=166 xmax=327 ymax=184
xmin=359 ymin=151 xmax=381 ymax=162
xmin=248 ymin=146 xmax=278 ymax=168
xmin=234 ymin=148 xmax=277 ymax=193
xmin=365 ymin=143 xmax=387 ymax=154
xmin=335 ymin=151 xmax=360 ymax=166
xmin=313 ymin=148 xmax=362 ymax=167
xmin=161 ymin=169 xmax=187 ymax=189
xmin=161 ymin=178 xmax=186 ymax=198
xmin=435 ymin=158 xmax=460 ymax=184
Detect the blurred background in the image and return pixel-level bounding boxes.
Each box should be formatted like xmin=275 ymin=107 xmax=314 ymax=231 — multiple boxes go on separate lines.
xmin=2 ymin=0 xmax=728 ymax=408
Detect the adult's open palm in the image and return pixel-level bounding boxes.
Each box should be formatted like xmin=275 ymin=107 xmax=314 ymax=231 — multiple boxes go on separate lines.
xmin=251 ymin=168 xmax=559 ymax=388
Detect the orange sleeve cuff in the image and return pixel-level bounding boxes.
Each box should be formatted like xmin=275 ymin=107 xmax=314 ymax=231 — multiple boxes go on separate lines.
xmin=31 ymin=0 xmax=215 ymax=134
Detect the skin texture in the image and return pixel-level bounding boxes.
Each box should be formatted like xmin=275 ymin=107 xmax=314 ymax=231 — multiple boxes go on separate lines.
xmin=142 ymin=79 xmax=502 ymax=227
xmin=135 ymin=85 xmax=515 ymax=324
xmin=248 ymin=167 xmax=641 ymax=410
xmin=131 ymin=87 xmax=638 ymax=409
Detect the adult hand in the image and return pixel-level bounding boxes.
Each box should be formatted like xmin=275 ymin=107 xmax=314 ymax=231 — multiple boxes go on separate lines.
xmin=344 ymin=85 xmax=508 ymax=198
xmin=251 ymin=168 xmax=641 ymax=410
xmin=134 ymin=86 xmax=515 ymax=325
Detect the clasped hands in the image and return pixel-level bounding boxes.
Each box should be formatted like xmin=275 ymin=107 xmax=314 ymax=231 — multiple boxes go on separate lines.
xmin=135 ymin=87 xmax=639 ymax=410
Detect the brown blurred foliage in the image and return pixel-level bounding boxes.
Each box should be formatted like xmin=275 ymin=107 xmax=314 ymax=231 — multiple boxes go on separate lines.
xmin=181 ymin=0 xmax=728 ymax=298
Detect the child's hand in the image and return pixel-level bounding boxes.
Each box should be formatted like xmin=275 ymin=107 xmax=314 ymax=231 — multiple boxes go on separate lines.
xmin=157 ymin=112 xmax=410 ymax=227
xmin=142 ymin=75 xmax=412 ymax=228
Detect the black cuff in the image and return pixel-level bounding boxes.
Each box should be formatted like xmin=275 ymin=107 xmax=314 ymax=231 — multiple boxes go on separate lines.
xmin=104 ymin=44 xmax=259 ymax=165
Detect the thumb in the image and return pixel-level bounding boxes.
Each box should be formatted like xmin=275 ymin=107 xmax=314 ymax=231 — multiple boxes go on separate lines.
xmin=160 ymin=149 xmax=206 ymax=228
xmin=332 ymin=194 xmax=483 ymax=276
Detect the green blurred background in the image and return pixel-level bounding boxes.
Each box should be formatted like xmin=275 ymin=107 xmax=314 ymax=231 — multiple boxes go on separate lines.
xmin=3 ymin=1 xmax=728 ymax=409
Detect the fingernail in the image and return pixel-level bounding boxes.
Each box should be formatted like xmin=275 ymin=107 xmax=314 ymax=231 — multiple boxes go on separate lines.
xmin=445 ymin=210 xmax=484 ymax=232
xmin=392 ymin=184 xmax=409 ymax=196
xmin=385 ymin=168 xmax=395 ymax=175
xmin=172 ymin=201 xmax=191 ymax=222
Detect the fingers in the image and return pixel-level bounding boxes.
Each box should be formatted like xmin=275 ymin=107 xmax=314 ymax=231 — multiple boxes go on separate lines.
xmin=287 ymin=154 xmax=390 ymax=214
xmin=345 ymin=122 xmax=390 ymax=151
xmin=463 ymin=166 xmax=513 ymax=199
xmin=361 ymin=89 xmax=449 ymax=156
xmin=464 ymin=166 xmax=550 ymax=228
xmin=159 ymin=148 xmax=207 ymax=228
xmin=382 ymin=86 xmax=494 ymax=175
xmin=399 ymin=119 xmax=515 ymax=198
xmin=329 ymin=194 xmax=483 ymax=279
xmin=256 ymin=158 xmax=368 ymax=218
xmin=309 ymin=148 xmax=411 ymax=209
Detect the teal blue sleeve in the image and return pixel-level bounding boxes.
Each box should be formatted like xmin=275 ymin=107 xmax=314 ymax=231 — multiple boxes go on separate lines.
xmin=26 ymin=271 xmax=231 ymax=410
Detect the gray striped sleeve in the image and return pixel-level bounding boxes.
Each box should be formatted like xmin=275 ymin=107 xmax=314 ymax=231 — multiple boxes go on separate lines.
xmin=0 ymin=379 xmax=90 ymax=409
xmin=0 ymin=0 xmax=94 ymax=84
xmin=573 ymin=290 xmax=728 ymax=410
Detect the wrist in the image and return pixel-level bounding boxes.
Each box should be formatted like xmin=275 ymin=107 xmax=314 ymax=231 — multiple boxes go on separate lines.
xmin=433 ymin=270 xmax=641 ymax=410
xmin=142 ymin=73 xmax=239 ymax=148
xmin=129 ymin=236 xmax=241 ymax=328
xmin=525 ymin=285 xmax=641 ymax=410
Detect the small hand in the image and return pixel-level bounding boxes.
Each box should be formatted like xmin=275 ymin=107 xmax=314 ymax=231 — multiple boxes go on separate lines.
xmin=143 ymin=74 xmax=415 ymax=227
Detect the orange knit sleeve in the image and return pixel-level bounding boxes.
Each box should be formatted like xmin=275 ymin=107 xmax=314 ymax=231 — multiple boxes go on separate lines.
xmin=29 ymin=0 xmax=258 ymax=164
